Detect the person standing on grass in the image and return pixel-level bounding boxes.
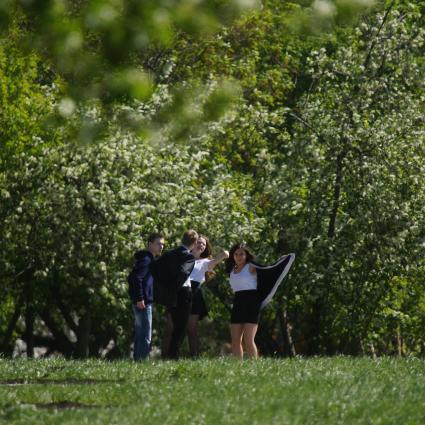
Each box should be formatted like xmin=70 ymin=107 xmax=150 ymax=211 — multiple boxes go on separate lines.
xmin=152 ymin=229 xmax=198 ymax=359
xmin=161 ymin=235 xmax=229 ymax=357
xmin=187 ymin=235 xmax=229 ymax=357
xmin=225 ymin=243 xmax=259 ymax=359
xmin=225 ymin=243 xmax=295 ymax=360
xmin=128 ymin=232 xmax=165 ymax=361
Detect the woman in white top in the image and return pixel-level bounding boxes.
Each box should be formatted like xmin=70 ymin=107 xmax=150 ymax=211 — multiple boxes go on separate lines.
xmin=225 ymin=243 xmax=259 ymax=360
xmin=225 ymin=243 xmax=296 ymax=360
xmin=187 ymin=235 xmax=229 ymax=356
xmin=162 ymin=234 xmax=228 ymax=357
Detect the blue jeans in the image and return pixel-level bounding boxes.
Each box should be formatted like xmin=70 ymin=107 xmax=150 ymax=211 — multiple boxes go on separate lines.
xmin=132 ymin=303 xmax=152 ymax=361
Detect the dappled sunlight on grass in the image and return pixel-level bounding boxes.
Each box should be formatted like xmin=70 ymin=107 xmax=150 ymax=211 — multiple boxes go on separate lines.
xmin=0 ymin=357 xmax=424 ymax=424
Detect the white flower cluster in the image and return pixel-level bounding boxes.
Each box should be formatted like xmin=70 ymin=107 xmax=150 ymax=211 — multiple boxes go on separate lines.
xmin=260 ymin=9 xmax=425 ymax=328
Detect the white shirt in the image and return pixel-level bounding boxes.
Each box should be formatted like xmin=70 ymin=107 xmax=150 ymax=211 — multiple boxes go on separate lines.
xmin=229 ymin=264 xmax=257 ymax=292
xmin=190 ymin=258 xmax=212 ymax=284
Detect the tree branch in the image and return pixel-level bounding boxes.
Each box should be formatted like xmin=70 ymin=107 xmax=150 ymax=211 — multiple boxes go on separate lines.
xmin=364 ymin=1 xmax=395 ymax=69
xmin=39 ymin=308 xmax=74 ymax=357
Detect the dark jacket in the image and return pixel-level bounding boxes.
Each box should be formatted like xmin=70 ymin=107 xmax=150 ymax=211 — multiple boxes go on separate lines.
xmin=128 ymin=250 xmax=154 ymax=304
xmin=151 ymin=245 xmax=195 ymax=307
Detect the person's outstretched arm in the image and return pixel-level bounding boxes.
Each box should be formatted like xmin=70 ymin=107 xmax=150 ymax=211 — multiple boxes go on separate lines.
xmin=207 ymin=250 xmax=229 ymax=271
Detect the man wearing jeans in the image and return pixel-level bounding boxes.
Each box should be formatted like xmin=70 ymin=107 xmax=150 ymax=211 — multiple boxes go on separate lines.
xmin=128 ymin=233 xmax=164 ymax=361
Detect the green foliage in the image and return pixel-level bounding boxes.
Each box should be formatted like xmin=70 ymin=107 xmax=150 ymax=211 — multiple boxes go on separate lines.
xmin=1 ymin=0 xmax=425 ymax=358
xmin=2 ymin=0 xmax=260 ymax=107
xmin=0 ymin=119 xmax=263 ymax=356
xmin=0 ymin=30 xmax=58 ymax=161
xmin=263 ymin=6 xmax=425 ymax=354
xmin=162 ymin=1 xmax=425 ymax=356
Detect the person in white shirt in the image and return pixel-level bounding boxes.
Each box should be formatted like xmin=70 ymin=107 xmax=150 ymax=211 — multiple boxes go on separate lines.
xmin=161 ymin=234 xmax=229 ymax=358
xmin=224 ymin=243 xmax=296 ymax=360
xmin=225 ymin=243 xmax=259 ymax=359
xmin=187 ymin=235 xmax=229 ymax=357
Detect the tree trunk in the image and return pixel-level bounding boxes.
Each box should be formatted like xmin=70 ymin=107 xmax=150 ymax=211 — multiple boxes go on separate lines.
xmin=25 ymin=303 xmax=35 ymax=358
xmin=75 ymin=311 xmax=92 ymax=358
xmin=369 ymin=342 xmax=377 ymax=359
xmin=328 ymin=147 xmax=346 ymax=239
xmin=396 ymin=326 xmax=404 ymax=357
xmin=39 ymin=308 xmax=74 ymax=356
xmin=308 ymin=301 xmax=322 ymax=355
xmin=24 ymin=279 xmax=35 ymax=358
xmin=1 ymin=295 xmax=24 ymax=356
xmin=278 ymin=306 xmax=296 ymax=357
xmin=345 ymin=335 xmax=362 ymax=355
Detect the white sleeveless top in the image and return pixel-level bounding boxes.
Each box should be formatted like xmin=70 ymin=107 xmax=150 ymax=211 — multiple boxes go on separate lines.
xmin=229 ymin=264 xmax=257 ymax=292
xmin=189 ymin=258 xmax=211 ymax=284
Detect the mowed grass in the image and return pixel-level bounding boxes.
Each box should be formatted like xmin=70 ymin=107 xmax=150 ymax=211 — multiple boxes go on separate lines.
xmin=0 ymin=357 xmax=425 ymax=425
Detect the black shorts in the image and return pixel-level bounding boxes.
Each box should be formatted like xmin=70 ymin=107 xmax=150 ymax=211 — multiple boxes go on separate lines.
xmin=190 ymin=281 xmax=208 ymax=320
xmin=231 ymin=290 xmax=260 ymax=324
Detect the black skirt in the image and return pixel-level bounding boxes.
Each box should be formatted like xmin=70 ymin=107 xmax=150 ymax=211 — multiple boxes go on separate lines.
xmin=190 ymin=281 xmax=208 ymax=320
xmin=230 ymin=290 xmax=261 ymax=324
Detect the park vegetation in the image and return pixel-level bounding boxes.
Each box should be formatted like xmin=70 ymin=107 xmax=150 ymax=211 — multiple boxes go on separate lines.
xmin=0 ymin=0 xmax=424 ymax=358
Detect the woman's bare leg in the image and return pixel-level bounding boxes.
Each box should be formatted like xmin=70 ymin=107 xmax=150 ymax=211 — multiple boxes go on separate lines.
xmin=230 ymin=324 xmax=244 ymax=359
xmin=242 ymin=323 xmax=258 ymax=359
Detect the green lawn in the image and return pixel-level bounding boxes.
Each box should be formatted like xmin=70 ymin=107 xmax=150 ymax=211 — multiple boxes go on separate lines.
xmin=0 ymin=357 xmax=424 ymax=424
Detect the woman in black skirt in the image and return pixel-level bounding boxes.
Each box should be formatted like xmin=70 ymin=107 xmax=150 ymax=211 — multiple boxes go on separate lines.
xmin=225 ymin=243 xmax=259 ymax=359
xmin=162 ymin=235 xmax=229 ymax=357
xmin=187 ymin=235 xmax=229 ymax=356
xmin=225 ymin=243 xmax=296 ymax=360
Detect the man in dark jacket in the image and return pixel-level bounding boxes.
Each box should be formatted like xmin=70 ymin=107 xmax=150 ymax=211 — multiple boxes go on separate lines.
xmin=152 ymin=229 xmax=198 ymax=359
xmin=128 ymin=232 xmax=164 ymax=361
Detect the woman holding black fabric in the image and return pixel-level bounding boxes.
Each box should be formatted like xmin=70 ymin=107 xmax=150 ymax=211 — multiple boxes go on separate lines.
xmin=225 ymin=243 xmax=259 ymax=359
xmin=225 ymin=243 xmax=296 ymax=360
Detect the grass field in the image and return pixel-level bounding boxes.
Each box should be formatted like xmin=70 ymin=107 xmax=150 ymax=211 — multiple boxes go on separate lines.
xmin=0 ymin=357 xmax=424 ymax=424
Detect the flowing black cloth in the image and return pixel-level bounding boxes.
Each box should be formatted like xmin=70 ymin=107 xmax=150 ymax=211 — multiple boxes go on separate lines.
xmin=252 ymin=253 xmax=295 ymax=310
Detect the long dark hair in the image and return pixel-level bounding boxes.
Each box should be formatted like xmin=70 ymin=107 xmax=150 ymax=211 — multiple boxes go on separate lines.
xmin=198 ymin=234 xmax=213 ymax=259
xmin=225 ymin=243 xmax=256 ymax=275
xmin=197 ymin=234 xmax=214 ymax=281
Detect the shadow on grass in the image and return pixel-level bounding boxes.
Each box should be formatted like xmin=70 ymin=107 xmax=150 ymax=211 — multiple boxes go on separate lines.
xmin=26 ymin=401 xmax=110 ymax=409
xmin=0 ymin=378 xmax=125 ymax=386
